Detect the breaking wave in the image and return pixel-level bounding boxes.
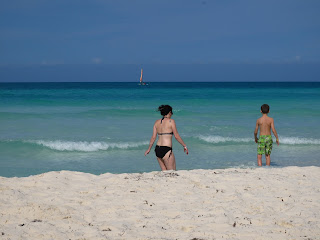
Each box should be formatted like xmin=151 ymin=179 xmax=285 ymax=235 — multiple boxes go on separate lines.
xmin=198 ymin=135 xmax=251 ymax=143
xmin=26 ymin=140 xmax=149 ymax=152
xmin=197 ymin=135 xmax=320 ymax=145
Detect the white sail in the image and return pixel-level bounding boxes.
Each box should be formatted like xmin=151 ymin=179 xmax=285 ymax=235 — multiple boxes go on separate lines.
xmin=140 ymin=68 xmax=143 ymax=83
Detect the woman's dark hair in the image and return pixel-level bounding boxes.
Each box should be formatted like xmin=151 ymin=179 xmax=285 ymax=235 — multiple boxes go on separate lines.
xmin=261 ymin=104 xmax=270 ymax=114
xmin=157 ymin=105 xmax=173 ymax=116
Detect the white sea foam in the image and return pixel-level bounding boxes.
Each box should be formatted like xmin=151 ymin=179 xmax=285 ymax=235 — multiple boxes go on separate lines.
xmin=198 ymin=135 xmax=252 ymax=143
xmin=279 ymin=137 xmax=320 ymax=145
xmin=28 ymin=140 xmax=149 ymax=152
xmin=198 ymin=135 xmax=320 ymax=145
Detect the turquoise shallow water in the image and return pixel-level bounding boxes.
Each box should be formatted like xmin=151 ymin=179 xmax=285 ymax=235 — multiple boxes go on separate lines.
xmin=1 ymin=82 xmax=320 ymax=177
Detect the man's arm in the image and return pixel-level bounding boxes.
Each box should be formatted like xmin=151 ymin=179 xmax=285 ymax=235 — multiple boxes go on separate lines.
xmin=254 ymin=120 xmax=259 ymax=143
xmin=271 ymin=119 xmax=279 ymax=145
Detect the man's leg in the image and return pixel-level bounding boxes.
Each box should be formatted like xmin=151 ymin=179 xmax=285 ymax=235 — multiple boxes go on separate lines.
xmin=257 ymin=154 xmax=262 ymax=166
xmin=265 ymin=154 xmax=271 ymax=166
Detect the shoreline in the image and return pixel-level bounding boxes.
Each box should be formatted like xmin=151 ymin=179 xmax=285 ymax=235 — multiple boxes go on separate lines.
xmin=1 ymin=164 xmax=318 ymax=179
xmin=1 ymin=166 xmax=319 ymax=239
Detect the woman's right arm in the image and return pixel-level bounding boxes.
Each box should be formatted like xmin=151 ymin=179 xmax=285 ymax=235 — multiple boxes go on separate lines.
xmin=172 ymin=120 xmax=188 ymax=155
xmin=145 ymin=124 xmax=157 ymax=156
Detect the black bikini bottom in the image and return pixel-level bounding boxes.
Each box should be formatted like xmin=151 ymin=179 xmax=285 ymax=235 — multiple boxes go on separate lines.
xmin=155 ymin=145 xmax=172 ymax=158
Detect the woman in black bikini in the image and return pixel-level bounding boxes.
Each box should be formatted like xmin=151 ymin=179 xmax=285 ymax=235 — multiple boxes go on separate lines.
xmin=144 ymin=105 xmax=188 ymax=170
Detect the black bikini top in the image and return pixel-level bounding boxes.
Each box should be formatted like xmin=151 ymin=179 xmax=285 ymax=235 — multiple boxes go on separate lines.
xmin=159 ymin=117 xmax=173 ymax=135
xmin=158 ymin=132 xmax=173 ymax=135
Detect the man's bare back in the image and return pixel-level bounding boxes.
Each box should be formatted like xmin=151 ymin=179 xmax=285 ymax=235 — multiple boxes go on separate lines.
xmin=254 ymin=104 xmax=279 ymax=166
xmin=257 ymin=115 xmax=273 ymax=136
xmin=254 ymin=114 xmax=279 ymax=144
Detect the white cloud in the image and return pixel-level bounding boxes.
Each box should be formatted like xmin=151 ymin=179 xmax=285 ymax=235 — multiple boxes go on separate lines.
xmin=92 ymin=58 xmax=102 ymax=64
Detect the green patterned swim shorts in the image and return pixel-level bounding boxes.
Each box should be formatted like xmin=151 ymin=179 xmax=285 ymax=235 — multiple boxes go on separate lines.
xmin=257 ymin=135 xmax=273 ymax=155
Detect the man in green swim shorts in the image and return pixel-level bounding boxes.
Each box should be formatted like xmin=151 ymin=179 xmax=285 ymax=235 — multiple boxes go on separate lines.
xmin=254 ymin=104 xmax=279 ymax=166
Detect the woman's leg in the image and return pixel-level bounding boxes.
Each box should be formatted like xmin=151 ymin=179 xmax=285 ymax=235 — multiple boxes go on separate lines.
xmin=157 ymin=158 xmax=167 ymax=170
xmin=163 ymin=151 xmax=176 ymax=170
xmin=171 ymin=152 xmax=176 ymax=170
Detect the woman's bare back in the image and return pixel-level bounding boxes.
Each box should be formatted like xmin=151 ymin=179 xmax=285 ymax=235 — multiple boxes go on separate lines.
xmin=155 ymin=118 xmax=173 ymax=147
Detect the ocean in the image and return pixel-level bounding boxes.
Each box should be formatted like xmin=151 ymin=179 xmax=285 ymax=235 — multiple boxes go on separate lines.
xmin=1 ymin=82 xmax=319 ymax=177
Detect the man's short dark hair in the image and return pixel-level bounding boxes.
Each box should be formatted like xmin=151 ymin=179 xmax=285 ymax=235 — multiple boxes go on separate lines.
xmin=261 ymin=104 xmax=270 ymax=114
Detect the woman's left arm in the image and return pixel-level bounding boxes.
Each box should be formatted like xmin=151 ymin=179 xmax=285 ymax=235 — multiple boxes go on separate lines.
xmin=172 ymin=120 xmax=188 ymax=155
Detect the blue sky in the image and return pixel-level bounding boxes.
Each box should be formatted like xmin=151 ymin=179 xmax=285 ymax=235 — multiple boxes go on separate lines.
xmin=0 ymin=1 xmax=319 ymax=82
xmin=1 ymin=0 xmax=320 ymax=65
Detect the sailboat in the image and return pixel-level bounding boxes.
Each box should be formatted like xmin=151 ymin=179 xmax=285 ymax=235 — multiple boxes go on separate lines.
xmin=139 ymin=68 xmax=147 ymax=85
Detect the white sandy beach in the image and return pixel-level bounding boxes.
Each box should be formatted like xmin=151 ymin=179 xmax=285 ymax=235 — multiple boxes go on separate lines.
xmin=1 ymin=167 xmax=319 ymax=240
